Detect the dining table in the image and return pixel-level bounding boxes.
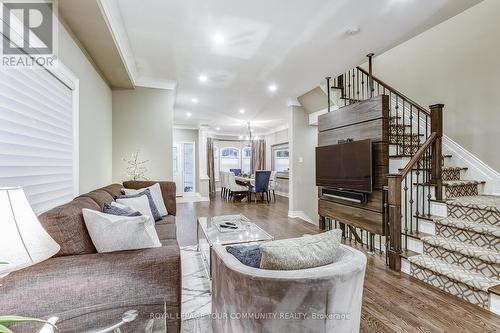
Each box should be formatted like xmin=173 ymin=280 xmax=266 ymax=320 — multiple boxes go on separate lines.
xmin=235 ymin=176 xmax=255 ymax=187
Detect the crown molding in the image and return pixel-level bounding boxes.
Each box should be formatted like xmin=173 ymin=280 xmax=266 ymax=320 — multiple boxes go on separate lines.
xmin=97 ymin=0 xmax=138 ymax=87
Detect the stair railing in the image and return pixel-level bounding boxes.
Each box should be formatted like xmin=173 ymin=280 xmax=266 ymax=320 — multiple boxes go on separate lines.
xmin=329 ymin=56 xmax=444 ymax=270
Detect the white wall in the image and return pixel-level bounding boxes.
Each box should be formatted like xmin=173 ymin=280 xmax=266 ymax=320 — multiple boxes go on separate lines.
xmin=112 ymin=87 xmax=175 ymax=182
xmin=173 ymin=128 xmax=200 ymax=192
xmin=364 ymin=0 xmax=500 ymax=172
xmin=289 ymin=105 xmax=318 ymax=224
xmin=57 ymin=21 xmax=113 ymax=193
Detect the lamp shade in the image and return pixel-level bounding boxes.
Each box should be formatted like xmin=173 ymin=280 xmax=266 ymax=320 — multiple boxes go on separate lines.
xmin=0 ymin=187 xmax=60 ymax=275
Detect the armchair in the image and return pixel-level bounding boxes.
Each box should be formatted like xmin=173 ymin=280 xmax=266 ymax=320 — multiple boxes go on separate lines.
xmin=211 ymin=243 xmax=367 ymax=333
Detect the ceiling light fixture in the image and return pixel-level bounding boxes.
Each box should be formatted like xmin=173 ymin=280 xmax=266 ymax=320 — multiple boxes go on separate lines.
xmin=216 ymin=127 xmax=221 ymax=131
xmin=345 ymin=27 xmax=360 ymax=36
xmin=186 ymin=112 xmax=192 ymax=117
xmin=239 ymin=136 xmax=243 ymax=140
xmin=213 ymin=33 xmax=225 ymax=45
xmin=199 ymin=75 xmax=208 ymax=83
xmin=191 ymin=98 xmax=198 ymax=103
xmin=239 ymin=108 xmax=245 ymax=114
xmin=268 ymin=84 xmax=277 ymax=92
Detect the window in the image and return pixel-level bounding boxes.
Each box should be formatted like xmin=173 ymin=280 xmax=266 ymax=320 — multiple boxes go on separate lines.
xmin=172 ymin=146 xmax=178 ymax=173
xmin=242 ymin=147 xmax=251 ymax=174
xmin=0 ymin=65 xmax=77 ymax=214
xmin=272 ymin=143 xmax=289 ymax=173
xmin=220 ymin=147 xmax=240 ymax=172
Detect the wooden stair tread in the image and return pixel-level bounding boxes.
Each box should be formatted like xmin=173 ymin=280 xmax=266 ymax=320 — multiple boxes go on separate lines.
xmin=400 ymin=250 xmax=420 ymax=259
xmin=403 ymin=231 xmax=434 ymax=240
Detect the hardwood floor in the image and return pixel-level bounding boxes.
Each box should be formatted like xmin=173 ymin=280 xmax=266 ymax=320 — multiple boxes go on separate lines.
xmin=177 ymin=194 xmax=500 ymax=333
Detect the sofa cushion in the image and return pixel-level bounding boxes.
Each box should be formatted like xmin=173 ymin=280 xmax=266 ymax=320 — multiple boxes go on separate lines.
xmin=155 ymin=223 xmax=177 ymax=240
xmin=116 ymin=189 xmax=162 ymax=221
xmin=259 ymin=229 xmax=342 ymax=270
xmin=99 ymin=184 xmax=124 ymax=198
xmin=157 ymin=214 xmax=175 ymax=225
xmin=38 ymin=197 xmax=99 ymax=256
xmin=79 ymin=189 xmax=114 ymax=209
xmin=123 ymin=181 xmax=176 ymax=216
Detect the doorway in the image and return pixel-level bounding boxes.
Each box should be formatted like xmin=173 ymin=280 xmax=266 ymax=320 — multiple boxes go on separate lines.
xmin=172 ymin=142 xmax=196 ymax=197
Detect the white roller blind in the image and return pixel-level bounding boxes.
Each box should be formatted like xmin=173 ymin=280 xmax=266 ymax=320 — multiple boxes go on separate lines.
xmin=0 ymin=66 xmax=75 ymax=214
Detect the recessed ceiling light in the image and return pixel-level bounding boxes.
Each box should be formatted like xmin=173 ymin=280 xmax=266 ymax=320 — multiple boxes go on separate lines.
xmin=213 ymin=33 xmax=225 ymax=45
xmin=245 ymin=136 xmax=249 ymax=140
xmin=345 ymin=27 xmax=360 ymax=36
xmin=250 ymin=129 xmax=254 ymax=132
xmin=199 ymin=75 xmax=208 ymax=83
xmin=239 ymin=136 xmax=243 ymax=140
xmin=191 ymin=98 xmax=198 ymax=103
xmin=216 ymin=127 xmax=221 ymax=131
xmin=268 ymin=84 xmax=277 ymax=92
xmin=239 ymin=108 xmax=245 ymax=114
xmin=186 ymin=112 xmax=192 ymax=117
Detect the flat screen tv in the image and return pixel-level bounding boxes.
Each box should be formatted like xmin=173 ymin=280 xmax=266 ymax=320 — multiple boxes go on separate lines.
xmin=316 ymin=139 xmax=373 ymax=193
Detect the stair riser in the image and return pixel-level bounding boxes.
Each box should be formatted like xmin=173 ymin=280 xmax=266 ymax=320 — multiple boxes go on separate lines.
xmin=410 ymin=264 xmax=490 ymax=309
xmin=423 ymin=243 xmax=499 ymax=278
xmin=447 ymin=205 xmax=500 ymax=226
xmin=445 ymin=184 xmax=479 ymax=199
xmin=442 ymin=169 xmax=462 ymax=181
xmin=435 ymin=224 xmax=500 ymax=251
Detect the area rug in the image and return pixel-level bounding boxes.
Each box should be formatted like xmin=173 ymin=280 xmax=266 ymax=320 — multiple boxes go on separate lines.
xmin=181 ymin=245 xmax=212 ymax=332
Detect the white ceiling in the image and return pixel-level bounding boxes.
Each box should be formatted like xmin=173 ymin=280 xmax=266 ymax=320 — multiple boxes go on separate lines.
xmin=112 ymin=0 xmax=481 ymax=136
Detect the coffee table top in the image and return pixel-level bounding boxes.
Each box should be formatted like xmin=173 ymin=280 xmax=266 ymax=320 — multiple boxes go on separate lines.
xmin=198 ymin=215 xmax=273 ymax=246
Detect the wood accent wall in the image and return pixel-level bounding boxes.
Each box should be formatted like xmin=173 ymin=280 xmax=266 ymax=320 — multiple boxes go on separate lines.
xmin=318 ymin=95 xmax=389 ymax=235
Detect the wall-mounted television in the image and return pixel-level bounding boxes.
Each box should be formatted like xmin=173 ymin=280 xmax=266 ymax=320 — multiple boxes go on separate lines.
xmin=316 ymin=139 xmax=373 ymax=193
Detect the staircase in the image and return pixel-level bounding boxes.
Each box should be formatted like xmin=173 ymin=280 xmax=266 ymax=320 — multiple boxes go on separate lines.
xmin=329 ymin=61 xmax=500 ymax=314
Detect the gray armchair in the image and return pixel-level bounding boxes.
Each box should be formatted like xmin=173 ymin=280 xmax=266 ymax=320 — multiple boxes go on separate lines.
xmin=211 ymin=244 xmax=367 ymax=333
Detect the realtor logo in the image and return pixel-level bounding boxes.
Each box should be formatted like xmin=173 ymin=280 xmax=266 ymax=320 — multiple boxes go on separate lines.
xmin=1 ymin=0 xmax=58 ymax=67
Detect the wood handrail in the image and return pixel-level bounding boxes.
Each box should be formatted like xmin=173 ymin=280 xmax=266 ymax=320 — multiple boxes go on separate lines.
xmin=397 ymin=132 xmax=438 ymax=178
xmin=356 ymin=66 xmax=430 ymax=116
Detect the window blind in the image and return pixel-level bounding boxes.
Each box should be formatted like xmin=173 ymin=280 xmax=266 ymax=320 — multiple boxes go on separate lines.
xmin=0 ymin=65 xmax=75 ymax=214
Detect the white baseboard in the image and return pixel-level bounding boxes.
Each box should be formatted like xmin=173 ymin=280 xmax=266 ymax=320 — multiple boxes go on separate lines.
xmin=288 ymin=210 xmax=316 ymax=225
xmin=275 ymin=191 xmax=289 ymax=198
xmin=444 ymin=135 xmax=500 ymax=194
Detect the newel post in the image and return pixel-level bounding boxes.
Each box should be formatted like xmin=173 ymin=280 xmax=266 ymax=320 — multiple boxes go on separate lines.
xmin=387 ymin=174 xmax=402 ymax=271
xmin=430 ymin=104 xmax=444 ymax=200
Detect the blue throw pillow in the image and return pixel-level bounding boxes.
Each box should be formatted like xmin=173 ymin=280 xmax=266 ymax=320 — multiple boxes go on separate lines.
xmin=226 ymin=244 xmax=262 ymax=268
xmin=103 ymin=203 xmax=142 ymax=217
xmin=116 ymin=189 xmax=162 ymax=221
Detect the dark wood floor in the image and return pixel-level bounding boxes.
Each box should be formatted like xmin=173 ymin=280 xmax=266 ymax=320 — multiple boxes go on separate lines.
xmin=176 ymin=194 xmax=500 ymax=333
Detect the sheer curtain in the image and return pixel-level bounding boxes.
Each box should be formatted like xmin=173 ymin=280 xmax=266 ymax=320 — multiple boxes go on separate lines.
xmin=207 ymin=138 xmax=216 ymax=193
xmin=251 ymin=139 xmax=266 ymax=174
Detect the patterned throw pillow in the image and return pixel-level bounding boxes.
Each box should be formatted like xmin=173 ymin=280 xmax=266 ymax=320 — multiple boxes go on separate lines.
xmin=259 ymin=229 xmax=342 ymax=270
xmin=226 ymin=244 xmax=262 ymax=268
xmin=116 ymin=189 xmax=162 ymax=221
xmin=103 ymin=203 xmax=142 ymax=217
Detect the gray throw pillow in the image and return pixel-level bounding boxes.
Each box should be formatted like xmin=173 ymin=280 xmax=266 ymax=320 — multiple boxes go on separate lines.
xmin=116 ymin=189 xmax=162 ymax=221
xmin=259 ymin=229 xmax=342 ymax=270
xmin=226 ymin=244 xmax=262 ymax=268
xmin=103 ymin=203 xmax=142 ymax=217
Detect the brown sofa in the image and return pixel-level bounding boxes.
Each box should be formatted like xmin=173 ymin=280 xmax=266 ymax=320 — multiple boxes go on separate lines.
xmin=0 ymin=181 xmax=181 ymax=333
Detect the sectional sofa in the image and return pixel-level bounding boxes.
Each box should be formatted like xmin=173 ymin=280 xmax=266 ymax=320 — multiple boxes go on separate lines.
xmin=0 ymin=181 xmax=181 ymax=333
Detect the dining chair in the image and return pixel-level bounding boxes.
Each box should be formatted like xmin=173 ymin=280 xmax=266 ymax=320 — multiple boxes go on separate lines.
xmin=219 ymin=171 xmax=225 ymax=198
xmin=268 ymin=171 xmax=277 ymax=202
xmin=227 ymin=172 xmax=249 ymax=201
xmin=248 ymin=170 xmax=272 ymax=203
xmin=229 ymin=168 xmax=242 ymax=176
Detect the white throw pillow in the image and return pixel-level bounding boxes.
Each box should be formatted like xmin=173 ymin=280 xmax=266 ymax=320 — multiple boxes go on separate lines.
xmin=123 ymin=183 xmax=168 ymax=216
xmin=116 ymin=194 xmax=154 ymax=220
xmin=82 ymin=209 xmax=161 ymax=253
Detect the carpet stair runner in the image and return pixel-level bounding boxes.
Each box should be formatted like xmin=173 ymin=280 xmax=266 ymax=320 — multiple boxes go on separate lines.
xmin=406 ymin=196 xmax=500 ymax=310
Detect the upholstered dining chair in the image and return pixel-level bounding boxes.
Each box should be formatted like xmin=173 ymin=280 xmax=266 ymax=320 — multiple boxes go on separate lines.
xmin=248 ymin=170 xmax=271 ymax=203
xmin=227 ymin=172 xmax=249 ymax=201
xmin=229 ymin=168 xmax=242 ymax=176
xmin=219 ymin=171 xmax=225 ymax=198
xmin=268 ymin=171 xmax=277 ymax=202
